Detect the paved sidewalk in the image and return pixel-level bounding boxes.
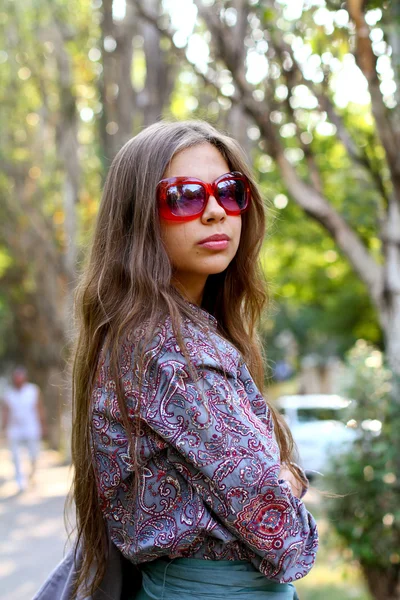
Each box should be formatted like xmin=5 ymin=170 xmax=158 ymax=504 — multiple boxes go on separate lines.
xmin=0 ymin=442 xmax=73 ymax=600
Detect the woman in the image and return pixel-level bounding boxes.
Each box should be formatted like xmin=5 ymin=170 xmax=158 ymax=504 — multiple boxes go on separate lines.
xmin=70 ymin=120 xmax=318 ymax=599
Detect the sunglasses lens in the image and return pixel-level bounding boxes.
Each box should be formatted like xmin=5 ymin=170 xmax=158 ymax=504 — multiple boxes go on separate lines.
xmin=217 ymin=178 xmax=247 ymax=212
xmin=166 ymin=183 xmax=206 ymax=217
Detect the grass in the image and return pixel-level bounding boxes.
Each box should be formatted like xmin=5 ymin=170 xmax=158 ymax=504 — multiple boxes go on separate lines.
xmin=294 ymin=487 xmax=372 ymax=600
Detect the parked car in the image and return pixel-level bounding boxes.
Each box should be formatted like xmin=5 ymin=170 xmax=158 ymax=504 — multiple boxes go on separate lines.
xmin=275 ymin=394 xmax=357 ymax=479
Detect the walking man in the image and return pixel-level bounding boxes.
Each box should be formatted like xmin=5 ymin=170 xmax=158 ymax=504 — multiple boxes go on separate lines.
xmin=1 ymin=367 xmax=46 ymax=492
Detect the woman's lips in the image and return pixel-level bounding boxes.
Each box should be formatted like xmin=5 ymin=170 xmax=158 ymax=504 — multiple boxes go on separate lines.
xmin=198 ymin=239 xmax=229 ymax=250
xmin=197 ymin=234 xmax=230 ymax=250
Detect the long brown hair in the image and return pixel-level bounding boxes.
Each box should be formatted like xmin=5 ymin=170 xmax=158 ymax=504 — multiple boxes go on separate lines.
xmin=70 ymin=120 xmax=298 ymax=595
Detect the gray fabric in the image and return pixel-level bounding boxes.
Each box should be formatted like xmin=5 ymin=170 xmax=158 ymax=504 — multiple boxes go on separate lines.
xmin=32 ymin=538 xmax=125 ymax=600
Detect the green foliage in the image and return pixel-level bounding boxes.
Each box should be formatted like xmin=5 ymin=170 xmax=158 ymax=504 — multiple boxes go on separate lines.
xmin=0 ymin=248 xmax=12 ymax=278
xmin=295 ymin=504 xmax=371 ymax=599
xmin=0 ymin=0 xmax=102 ymax=363
xmin=0 ymin=0 xmax=395 ymax=378
xmin=326 ymin=341 xmax=400 ymax=573
xmin=249 ymin=0 xmax=388 ymax=365
xmin=258 ymin=151 xmax=382 ymax=366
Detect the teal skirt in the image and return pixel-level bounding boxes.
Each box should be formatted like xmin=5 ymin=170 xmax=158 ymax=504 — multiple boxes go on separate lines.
xmin=133 ymin=557 xmax=299 ymax=600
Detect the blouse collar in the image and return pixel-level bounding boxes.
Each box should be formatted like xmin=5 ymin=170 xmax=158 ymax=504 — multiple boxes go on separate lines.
xmin=187 ymin=301 xmax=218 ymax=331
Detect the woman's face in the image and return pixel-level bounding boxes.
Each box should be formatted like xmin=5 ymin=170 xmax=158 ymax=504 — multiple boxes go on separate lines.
xmin=159 ymin=143 xmax=242 ymax=304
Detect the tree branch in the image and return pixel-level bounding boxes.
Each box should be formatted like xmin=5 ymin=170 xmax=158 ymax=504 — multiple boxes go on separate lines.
xmin=271 ymin=34 xmax=390 ymax=207
xmin=133 ymin=0 xmax=241 ymax=101
xmin=347 ymin=0 xmax=400 ymax=204
xmin=134 ymin=0 xmax=384 ymax=305
xmin=194 ymin=0 xmax=383 ymax=305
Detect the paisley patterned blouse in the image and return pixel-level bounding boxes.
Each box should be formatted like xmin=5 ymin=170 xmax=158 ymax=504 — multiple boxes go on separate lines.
xmin=90 ymin=304 xmax=318 ymax=583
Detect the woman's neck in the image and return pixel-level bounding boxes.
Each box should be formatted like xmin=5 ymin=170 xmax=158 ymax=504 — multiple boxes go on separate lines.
xmin=172 ymin=274 xmax=206 ymax=306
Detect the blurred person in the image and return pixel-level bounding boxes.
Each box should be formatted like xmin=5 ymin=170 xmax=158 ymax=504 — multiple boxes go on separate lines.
xmin=34 ymin=121 xmax=317 ymax=600
xmin=273 ymin=359 xmax=294 ymax=382
xmin=1 ymin=366 xmax=46 ymax=492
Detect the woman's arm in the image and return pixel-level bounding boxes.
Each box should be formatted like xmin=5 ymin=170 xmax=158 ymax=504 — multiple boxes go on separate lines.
xmin=236 ymin=360 xmax=310 ymax=500
xmin=141 ymin=354 xmax=318 ymax=582
xmin=1 ymin=399 xmax=9 ymax=434
xmin=35 ymin=390 xmax=47 ymax=439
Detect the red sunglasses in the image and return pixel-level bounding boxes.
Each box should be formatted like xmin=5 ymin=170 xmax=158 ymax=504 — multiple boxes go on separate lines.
xmin=156 ymin=171 xmax=251 ymax=222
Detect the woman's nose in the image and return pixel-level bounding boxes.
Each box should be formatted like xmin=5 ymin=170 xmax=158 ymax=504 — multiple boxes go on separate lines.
xmin=201 ymin=194 xmax=226 ymax=222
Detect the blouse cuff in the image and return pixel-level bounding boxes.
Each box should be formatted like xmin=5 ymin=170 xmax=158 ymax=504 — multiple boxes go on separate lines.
xmin=290 ymin=462 xmax=310 ymax=499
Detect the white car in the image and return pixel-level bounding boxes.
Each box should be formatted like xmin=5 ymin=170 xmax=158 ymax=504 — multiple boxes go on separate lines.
xmin=275 ymin=394 xmax=358 ymax=478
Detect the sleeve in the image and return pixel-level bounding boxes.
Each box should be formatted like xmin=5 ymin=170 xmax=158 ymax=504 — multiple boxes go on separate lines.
xmin=236 ymin=361 xmax=310 ymax=501
xmin=287 ymin=462 xmax=310 ymax=500
xmin=2 ymin=389 xmax=10 ymax=407
xmin=141 ymin=353 xmax=318 ymax=582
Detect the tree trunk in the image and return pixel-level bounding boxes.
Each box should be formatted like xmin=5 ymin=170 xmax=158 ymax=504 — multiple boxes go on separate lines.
xmin=100 ymin=0 xmax=136 ymax=163
xmin=381 ymin=199 xmax=400 ymax=376
xmin=49 ymin=23 xmax=81 ymax=453
xmin=363 ymin=565 xmax=400 ymax=600
xmin=51 ymin=22 xmax=80 ymax=336
xmin=226 ymin=104 xmax=252 ymax=160
xmin=139 ymin=0 xmax=178 ymax=127
xmin=141 ymin=0 xmax=168 ymax=126
xmin=385 ymin=3 xmax=400 ymax=123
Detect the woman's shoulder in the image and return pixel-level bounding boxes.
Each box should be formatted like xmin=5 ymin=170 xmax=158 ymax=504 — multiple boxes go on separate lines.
xmin=96 ymin=309 xmax=243 ymax=388
xmin=123 ymin=310 xmax=242 ymax=374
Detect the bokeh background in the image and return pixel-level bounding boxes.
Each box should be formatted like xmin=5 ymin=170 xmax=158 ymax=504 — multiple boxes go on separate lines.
xmin=1 ymin=0 xmax=399 ymax=598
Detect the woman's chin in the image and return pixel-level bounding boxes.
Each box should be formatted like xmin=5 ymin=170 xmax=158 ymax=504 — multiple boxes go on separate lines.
xmin=200 ymin=257 xmax=234 ymax=275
